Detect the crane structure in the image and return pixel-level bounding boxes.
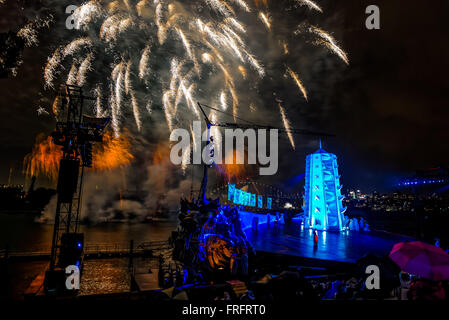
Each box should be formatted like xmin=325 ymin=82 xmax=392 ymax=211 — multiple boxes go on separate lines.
xmin=196 ymin=102 xmax=334 ymax=204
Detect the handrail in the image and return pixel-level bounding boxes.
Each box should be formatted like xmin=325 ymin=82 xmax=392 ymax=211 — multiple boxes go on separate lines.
xmin=4 ymin=240 xmax=170 ymax=257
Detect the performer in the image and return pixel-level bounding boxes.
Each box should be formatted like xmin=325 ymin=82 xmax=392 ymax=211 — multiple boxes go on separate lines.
xmin=313 ymin=229 xmax=319 ymax=245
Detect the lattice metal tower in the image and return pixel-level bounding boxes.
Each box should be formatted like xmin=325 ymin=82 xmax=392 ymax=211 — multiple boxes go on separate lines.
xmin=45 ymin=85 xmax=109 ymax=293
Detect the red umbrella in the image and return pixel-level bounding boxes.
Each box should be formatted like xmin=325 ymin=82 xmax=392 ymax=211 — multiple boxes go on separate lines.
xmin=389 ymin=241 xmax=449 ymax=281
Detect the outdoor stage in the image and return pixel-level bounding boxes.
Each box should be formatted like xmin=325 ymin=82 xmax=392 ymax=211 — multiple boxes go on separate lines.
xmin=244 ymin=221 xmax=415 ymax=263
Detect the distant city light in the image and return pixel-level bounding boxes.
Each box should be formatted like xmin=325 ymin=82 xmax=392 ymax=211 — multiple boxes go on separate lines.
xmin=398 ymin=179 xmax=446 ymax=187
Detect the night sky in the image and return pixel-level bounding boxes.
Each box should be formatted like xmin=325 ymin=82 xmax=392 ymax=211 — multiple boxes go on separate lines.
xmin=1 ymin=0 xmax=449 ymax=193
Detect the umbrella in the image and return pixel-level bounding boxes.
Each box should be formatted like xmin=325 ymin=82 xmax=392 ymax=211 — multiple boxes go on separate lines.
xmin=389 ymin=241 xmax=449 ymax=281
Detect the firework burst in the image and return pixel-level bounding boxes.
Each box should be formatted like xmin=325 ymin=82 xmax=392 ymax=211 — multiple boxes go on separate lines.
xmin=40 ymin=0 xmax=348 ymax=149
xmin=24 ymin=131 xmax=134 ymax=180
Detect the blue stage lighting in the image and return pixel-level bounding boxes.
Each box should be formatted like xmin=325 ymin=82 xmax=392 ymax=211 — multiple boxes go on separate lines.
xmin=303 ymin=141 xmax=345 ymax=232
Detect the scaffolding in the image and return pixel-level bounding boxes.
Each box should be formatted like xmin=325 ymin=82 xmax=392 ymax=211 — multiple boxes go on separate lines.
xmin=45 ymin=84 xmax=109 ymax=293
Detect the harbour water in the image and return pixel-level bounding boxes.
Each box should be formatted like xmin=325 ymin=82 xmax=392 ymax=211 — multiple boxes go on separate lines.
xmin=0 ymin=211 xmax=418 ymax=299
xmin=0 ymin=213 xmax=178 ymax=252
xmin=1 ymin=212 xmax=178 ymax=299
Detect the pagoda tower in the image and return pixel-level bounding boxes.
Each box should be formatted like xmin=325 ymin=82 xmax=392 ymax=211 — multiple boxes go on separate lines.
xmin=303 ymin=141 xmax=346 ymax=231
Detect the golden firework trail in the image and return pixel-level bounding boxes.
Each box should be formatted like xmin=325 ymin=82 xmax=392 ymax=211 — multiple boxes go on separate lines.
xmin=220 ymin=90 xmax=228 ymax=110
xmin=201 ymin=52 xmax=213 ymax=63
xmin=309 ymin=25 xmax=349 ymax=65
xmin=258 ymin=12 xmax=271 ymax=30
xmin=17 ymin=15 xmax=53 ymax=48
xmin=249 ymin=103 xmax=256 ymax=113
xmin=66 ymin=64 xmax=78 ymax=86
xmin=181 ymin=144 xmax=191 ymax=172
xmin=44 ymin=47 xmax=63 ymax=89
xmin=52 ymin=96 xmax=59 ymax=116
xmin=238 ymin=65 xmax=247 ymax=79
xmin=281 ymin=40 xmax=289 ymax=55
xmin=17 ymin=23 xmax=39 ymax=47
xmin=138 ymin=45 xmax=151 ymax=79
xmin=296 ymin=0 xmax=323 ymax=13
xmin=278 ymin=103 xmax=295 ymax=150
xmin=286 ymin=66 xmax=308 ymax=101
xmin=95 ymin=84 xmax=104 ymax=117
xmin=63 ymin=37 xmax=92 ymax=57
xmin=77 ymin=52 xmax=94 ymax=86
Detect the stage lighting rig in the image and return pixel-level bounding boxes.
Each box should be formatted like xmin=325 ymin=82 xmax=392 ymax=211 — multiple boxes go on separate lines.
xmin=45 ymin=84 xmax=110 ymax=295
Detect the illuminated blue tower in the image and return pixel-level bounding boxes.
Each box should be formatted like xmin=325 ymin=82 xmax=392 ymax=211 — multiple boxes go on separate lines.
xmin=303 ymin=141 xmax=346 ymax=231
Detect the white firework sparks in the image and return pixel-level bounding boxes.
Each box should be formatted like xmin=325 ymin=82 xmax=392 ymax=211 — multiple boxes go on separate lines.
xmin=130 ymin=91 xmax=142 ymax=131
xmin=67 ymin=64 xmax=78 ymax=85
xmin=17 ymin=15 xmax=53 ymax=47
xmin=138 ymin=45 xmax=151 ymax=79
xmin=77 ymin=52 xmax=94 ymax=86
xmin=44 ymin=47 xmax=63 ymax=88
xmin=99 ymin=14 xmax=123 ymax=41
xmin=201 ymin=52 xmax=213 ymax=63
xmin=73 ymin=1 xmax=105 ymax=30
xmin=17 ymin=23 xmax=39 ymax=47
xmin=145 ymin=100 xmax=152 ymax=115
xmin=258 ymin=12 xmax=271 ymax=30
xmin=309 ymin=25 xmax=349 ymax=65
xmin=162 ymin=90 xmax=174 ymax=131
xmin=220 ymin=90 xmax=228 ymax=110
xmin=206 ymin=0 xmax=233 ymax=17
xmin=181 ymin=144 xmax=191 ymax=172
xmin=296 ymin=0 xmax=323 ymax=13
xmin=225 ymin=17 xmax=246 ymax=33
xmin=63 ymin=37 xmax=92 ymax=57
xmin=94 ymin=84 xmax=103 ymax=117
xmin=279 ymin=103 xmax=295 ymax=150
xmin=286 ymin=66 xmax=308 ymax=101
xmin=37 ymin=106 xmax=49 ymax=116
xmin=41 ymin=0 xmax=348 ymax=152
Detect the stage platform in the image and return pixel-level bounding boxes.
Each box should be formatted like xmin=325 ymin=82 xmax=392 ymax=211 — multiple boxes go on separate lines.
xmin=244 ymin=221 xmax=415 ymax=263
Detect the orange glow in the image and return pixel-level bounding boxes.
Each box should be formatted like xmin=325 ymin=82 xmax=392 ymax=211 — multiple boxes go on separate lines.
xmin=52 ymin=96 xmax=59 ymax=116
xmin=24 ymin=131 xmax=134 ymax=180
xmin=24 ymin=133 xmax=62 ymax=181
xmin=217 ymin=149 xmax=247 ymax=181
xmin=152 ymin=142 xmax=171 ymax=165
xmin=92 ymin=131 xmax=134 ymax=171
xmin=253 ymin=0 xmax=268 ymax=7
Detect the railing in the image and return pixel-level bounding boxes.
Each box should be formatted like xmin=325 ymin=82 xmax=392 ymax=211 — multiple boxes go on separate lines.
xmin=84 ymin=242 xmax=131 ymax=255
xmin=137 ymin=240 xmax=171 ymax=250
xmin=3 ymin=240 xmax=171 ymax=259
xmin=1 ymin=248 xmax=51 ymax=258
